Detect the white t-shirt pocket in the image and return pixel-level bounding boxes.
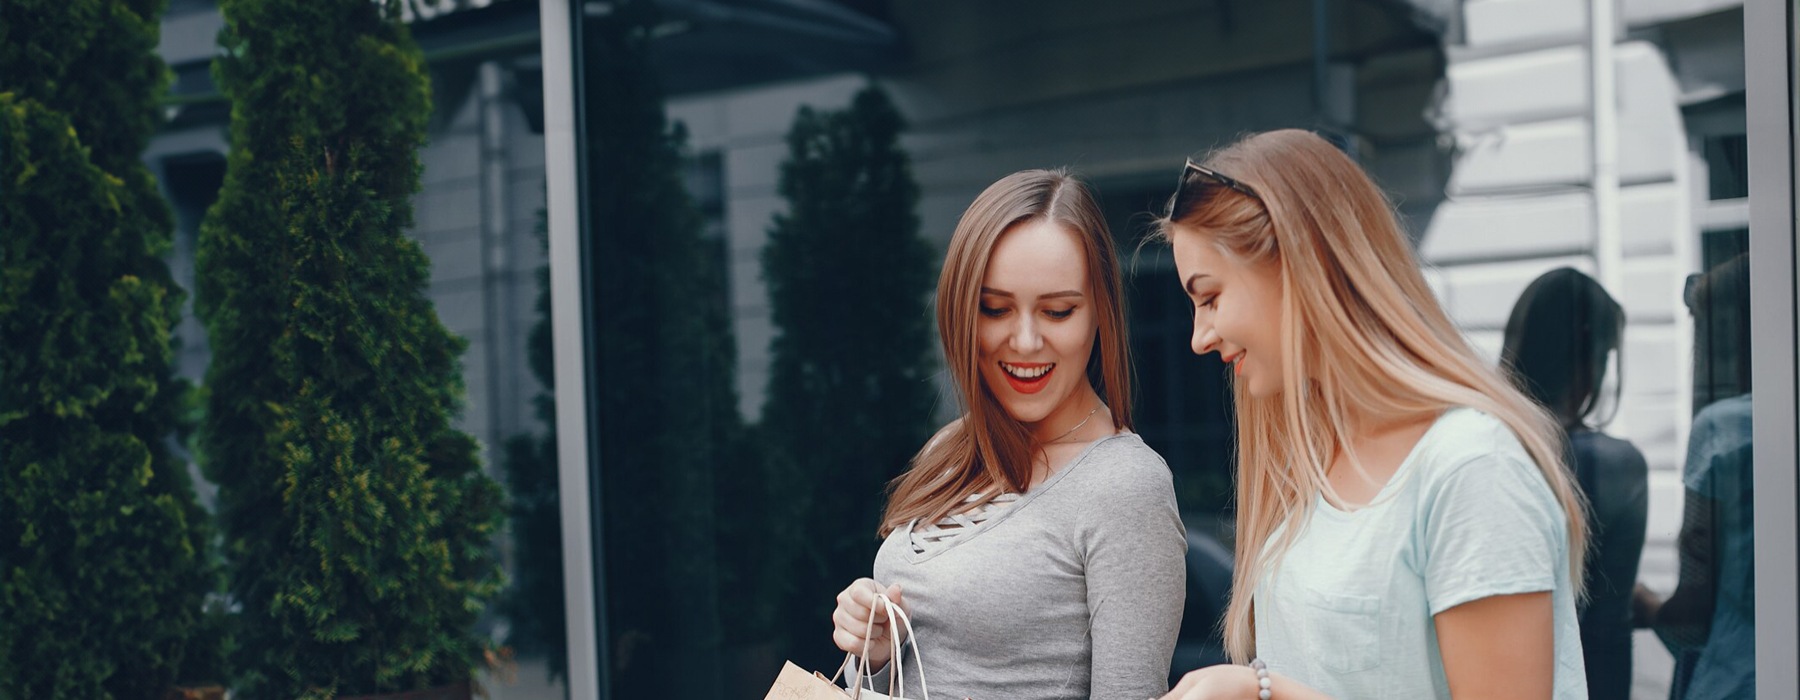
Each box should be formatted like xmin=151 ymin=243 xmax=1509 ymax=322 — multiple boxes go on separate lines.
xmin=1303 ymin=586 xmax=1383 ymax=674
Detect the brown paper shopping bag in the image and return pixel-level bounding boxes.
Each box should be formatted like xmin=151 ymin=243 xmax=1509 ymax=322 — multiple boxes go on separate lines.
xmin=764 ymin=593 xmax=938 ymax=700
xmin=763 ymin=660 xmax=851 ymax=700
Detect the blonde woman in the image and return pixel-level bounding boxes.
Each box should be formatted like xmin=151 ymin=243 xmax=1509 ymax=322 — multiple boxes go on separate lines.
xmin=828 ymin=169 xmax=1186 ymax=699
xmin=1155 ymin=131 xmax=1590 ymax=700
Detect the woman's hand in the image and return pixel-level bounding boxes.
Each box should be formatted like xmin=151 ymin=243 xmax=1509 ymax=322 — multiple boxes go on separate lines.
xmin=831 ymin=578 xmax=909 ymax=670
xmin=1161 ymin=665 xmax=1330 ymax=700
xmin=1159 ymin=665 xmax=1259 ymax=700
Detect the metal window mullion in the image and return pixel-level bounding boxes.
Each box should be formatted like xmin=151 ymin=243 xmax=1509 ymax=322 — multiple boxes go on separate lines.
xmin=540 ymin=0 xmax=607 ymax=697
xmin=1745 ymin=1 xmax=1799 ymax=698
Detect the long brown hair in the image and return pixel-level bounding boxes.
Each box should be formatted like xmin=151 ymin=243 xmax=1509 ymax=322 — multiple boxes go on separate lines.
xmin=1156 ymin=130 xmax=1589 ymax=660
xmin=879 ymin=169 xmax=1134 ymax=535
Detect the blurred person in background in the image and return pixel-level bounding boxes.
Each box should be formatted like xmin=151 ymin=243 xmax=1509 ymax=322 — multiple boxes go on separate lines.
xmin=1637 ymin=254 xmax=1754 ymax=700
xmin=1502 ymin=267 xmax=1649 ymax=700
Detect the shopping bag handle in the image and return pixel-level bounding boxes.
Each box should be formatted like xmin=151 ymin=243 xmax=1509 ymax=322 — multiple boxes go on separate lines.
xmin=830 ymin=593 xmax=931 ymax=700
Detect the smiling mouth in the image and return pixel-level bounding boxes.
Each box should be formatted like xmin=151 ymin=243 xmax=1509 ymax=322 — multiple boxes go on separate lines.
xmin=999 ymin=361 xmax=1054 ymax=394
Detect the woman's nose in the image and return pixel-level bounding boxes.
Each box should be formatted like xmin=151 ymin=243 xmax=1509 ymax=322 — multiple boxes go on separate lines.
xmin=1010 ymin=315 xmax=1043 ymax=354
xmin=1191 ymin=323 xmax=1219 ymax=356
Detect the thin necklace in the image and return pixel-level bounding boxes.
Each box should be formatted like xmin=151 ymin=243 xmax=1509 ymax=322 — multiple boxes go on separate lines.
xmin=1045 ymin=404 xmax=1102 ymax=444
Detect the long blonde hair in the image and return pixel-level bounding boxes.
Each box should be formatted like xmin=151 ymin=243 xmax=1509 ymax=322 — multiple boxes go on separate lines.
xmin=880 ymin=169 xmax=1134 ymax=535
xmin=1156 ymin=130 xmax=1588 ymax=660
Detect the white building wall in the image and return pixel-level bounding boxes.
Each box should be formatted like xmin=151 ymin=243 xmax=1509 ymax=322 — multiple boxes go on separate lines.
xmin=1427 ymin=41 xmax=1692 ymax=475
xmin=1425 ymin=2 xmax=1745 ymax=696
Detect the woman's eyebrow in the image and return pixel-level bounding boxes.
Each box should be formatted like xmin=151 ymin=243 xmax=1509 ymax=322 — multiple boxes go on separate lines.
xmin=1184 ymin=273 xmax=1213 ymax=295
xmin=980 ymin=287 xmax=1084 ymax=299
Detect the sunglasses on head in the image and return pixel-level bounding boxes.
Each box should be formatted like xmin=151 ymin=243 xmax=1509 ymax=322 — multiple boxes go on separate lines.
xmin=1165 ymin=159 xmax=1262 ymax=220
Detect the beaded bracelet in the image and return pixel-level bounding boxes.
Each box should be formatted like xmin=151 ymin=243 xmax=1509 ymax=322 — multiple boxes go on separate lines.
xmin=1249 ymin=657 xmax=1271 ymax=700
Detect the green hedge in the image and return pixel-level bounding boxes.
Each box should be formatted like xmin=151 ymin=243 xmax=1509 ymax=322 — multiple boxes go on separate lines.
xmin=0 ymin=90 xmax=215 ymax=700
xmin=198 ymin=1 xmax=502 ymax=697
xmin=1 ymin=0 xmax=220 ymax=696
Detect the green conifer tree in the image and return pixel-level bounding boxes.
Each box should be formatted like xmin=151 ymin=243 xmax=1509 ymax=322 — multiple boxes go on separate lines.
xmin=197 ymin=0 xmax=503 ymax=696
xmin=0 ymin=0 xmax=220 ymax=695
xmin=760 ymin=85 xmax=938 ymax=668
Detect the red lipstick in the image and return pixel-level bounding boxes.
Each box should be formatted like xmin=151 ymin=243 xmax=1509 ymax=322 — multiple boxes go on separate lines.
xmin=1001 ymin=362 xmax=1054 ymax=395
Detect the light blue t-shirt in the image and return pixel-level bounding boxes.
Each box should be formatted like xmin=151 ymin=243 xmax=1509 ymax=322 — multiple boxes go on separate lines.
xmin=1679 ymin=393 xmax=1754 ymax=700
xmin=1253 ymin=408 xmax=1587 ymax=699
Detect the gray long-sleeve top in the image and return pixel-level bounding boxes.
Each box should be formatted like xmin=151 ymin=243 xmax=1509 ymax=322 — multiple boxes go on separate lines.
xmin=869 ymin=433 xmax=1187 ymax=700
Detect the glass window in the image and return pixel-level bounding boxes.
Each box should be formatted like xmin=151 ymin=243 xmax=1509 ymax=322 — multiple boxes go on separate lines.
xmin=1704 ymin=133 xmax=1750 ymax=200
xmin=552 ymin=2 xmax=1774 ymax=698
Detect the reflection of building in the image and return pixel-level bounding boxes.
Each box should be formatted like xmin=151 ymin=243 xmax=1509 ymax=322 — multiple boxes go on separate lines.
xmin=1418 ymin=8 xmax=1744 ymax=694
xmin=1416 ymin=10 xmax=1744 ymax=683
xmin=657 ymin=0 xmax=1745 ymax=541
xmin=151 ymin=0 xmax=1743 ymax=693
xmin=1425 ymin=1 xmax=1746 ymax=473
xmin=672 ymin=0 xmax=1454 ymax=519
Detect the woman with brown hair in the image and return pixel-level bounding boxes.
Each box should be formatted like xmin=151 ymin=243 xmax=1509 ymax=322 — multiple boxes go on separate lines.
xmin=1503 ymin=267 xmax=1648 ymax=700
xmin=1155 ymin=130 xmax=1589 ymax=699
xmin=828 ymin=169 xmax=1187 ymax=699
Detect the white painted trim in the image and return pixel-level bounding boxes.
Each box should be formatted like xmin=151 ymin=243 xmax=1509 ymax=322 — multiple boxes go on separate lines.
xmin=540 ymin=1 xmax=601 ymax=698
xmin=1744 ymin=1 xmax=1798 ymax=697
xmin=1592 ymin=0 xmax=1626 ymax=297
xmin=1697 ymin=198 xmax=1753 ymax=231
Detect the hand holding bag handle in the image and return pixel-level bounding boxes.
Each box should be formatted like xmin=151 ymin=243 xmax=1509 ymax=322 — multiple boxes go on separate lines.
xmin=830 ymin=593 xmax=932 ymax=700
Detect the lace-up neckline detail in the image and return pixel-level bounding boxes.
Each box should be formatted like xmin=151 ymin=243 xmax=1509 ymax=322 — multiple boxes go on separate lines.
xmin=908 ymin=492 xmax=1021 ymax=555
xmin=894 ymin=433 xmax=1131 ymax=564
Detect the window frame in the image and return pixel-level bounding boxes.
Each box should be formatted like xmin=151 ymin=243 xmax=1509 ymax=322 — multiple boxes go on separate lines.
xmin=1745 ymin=1 xmax=1799 ymax=698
